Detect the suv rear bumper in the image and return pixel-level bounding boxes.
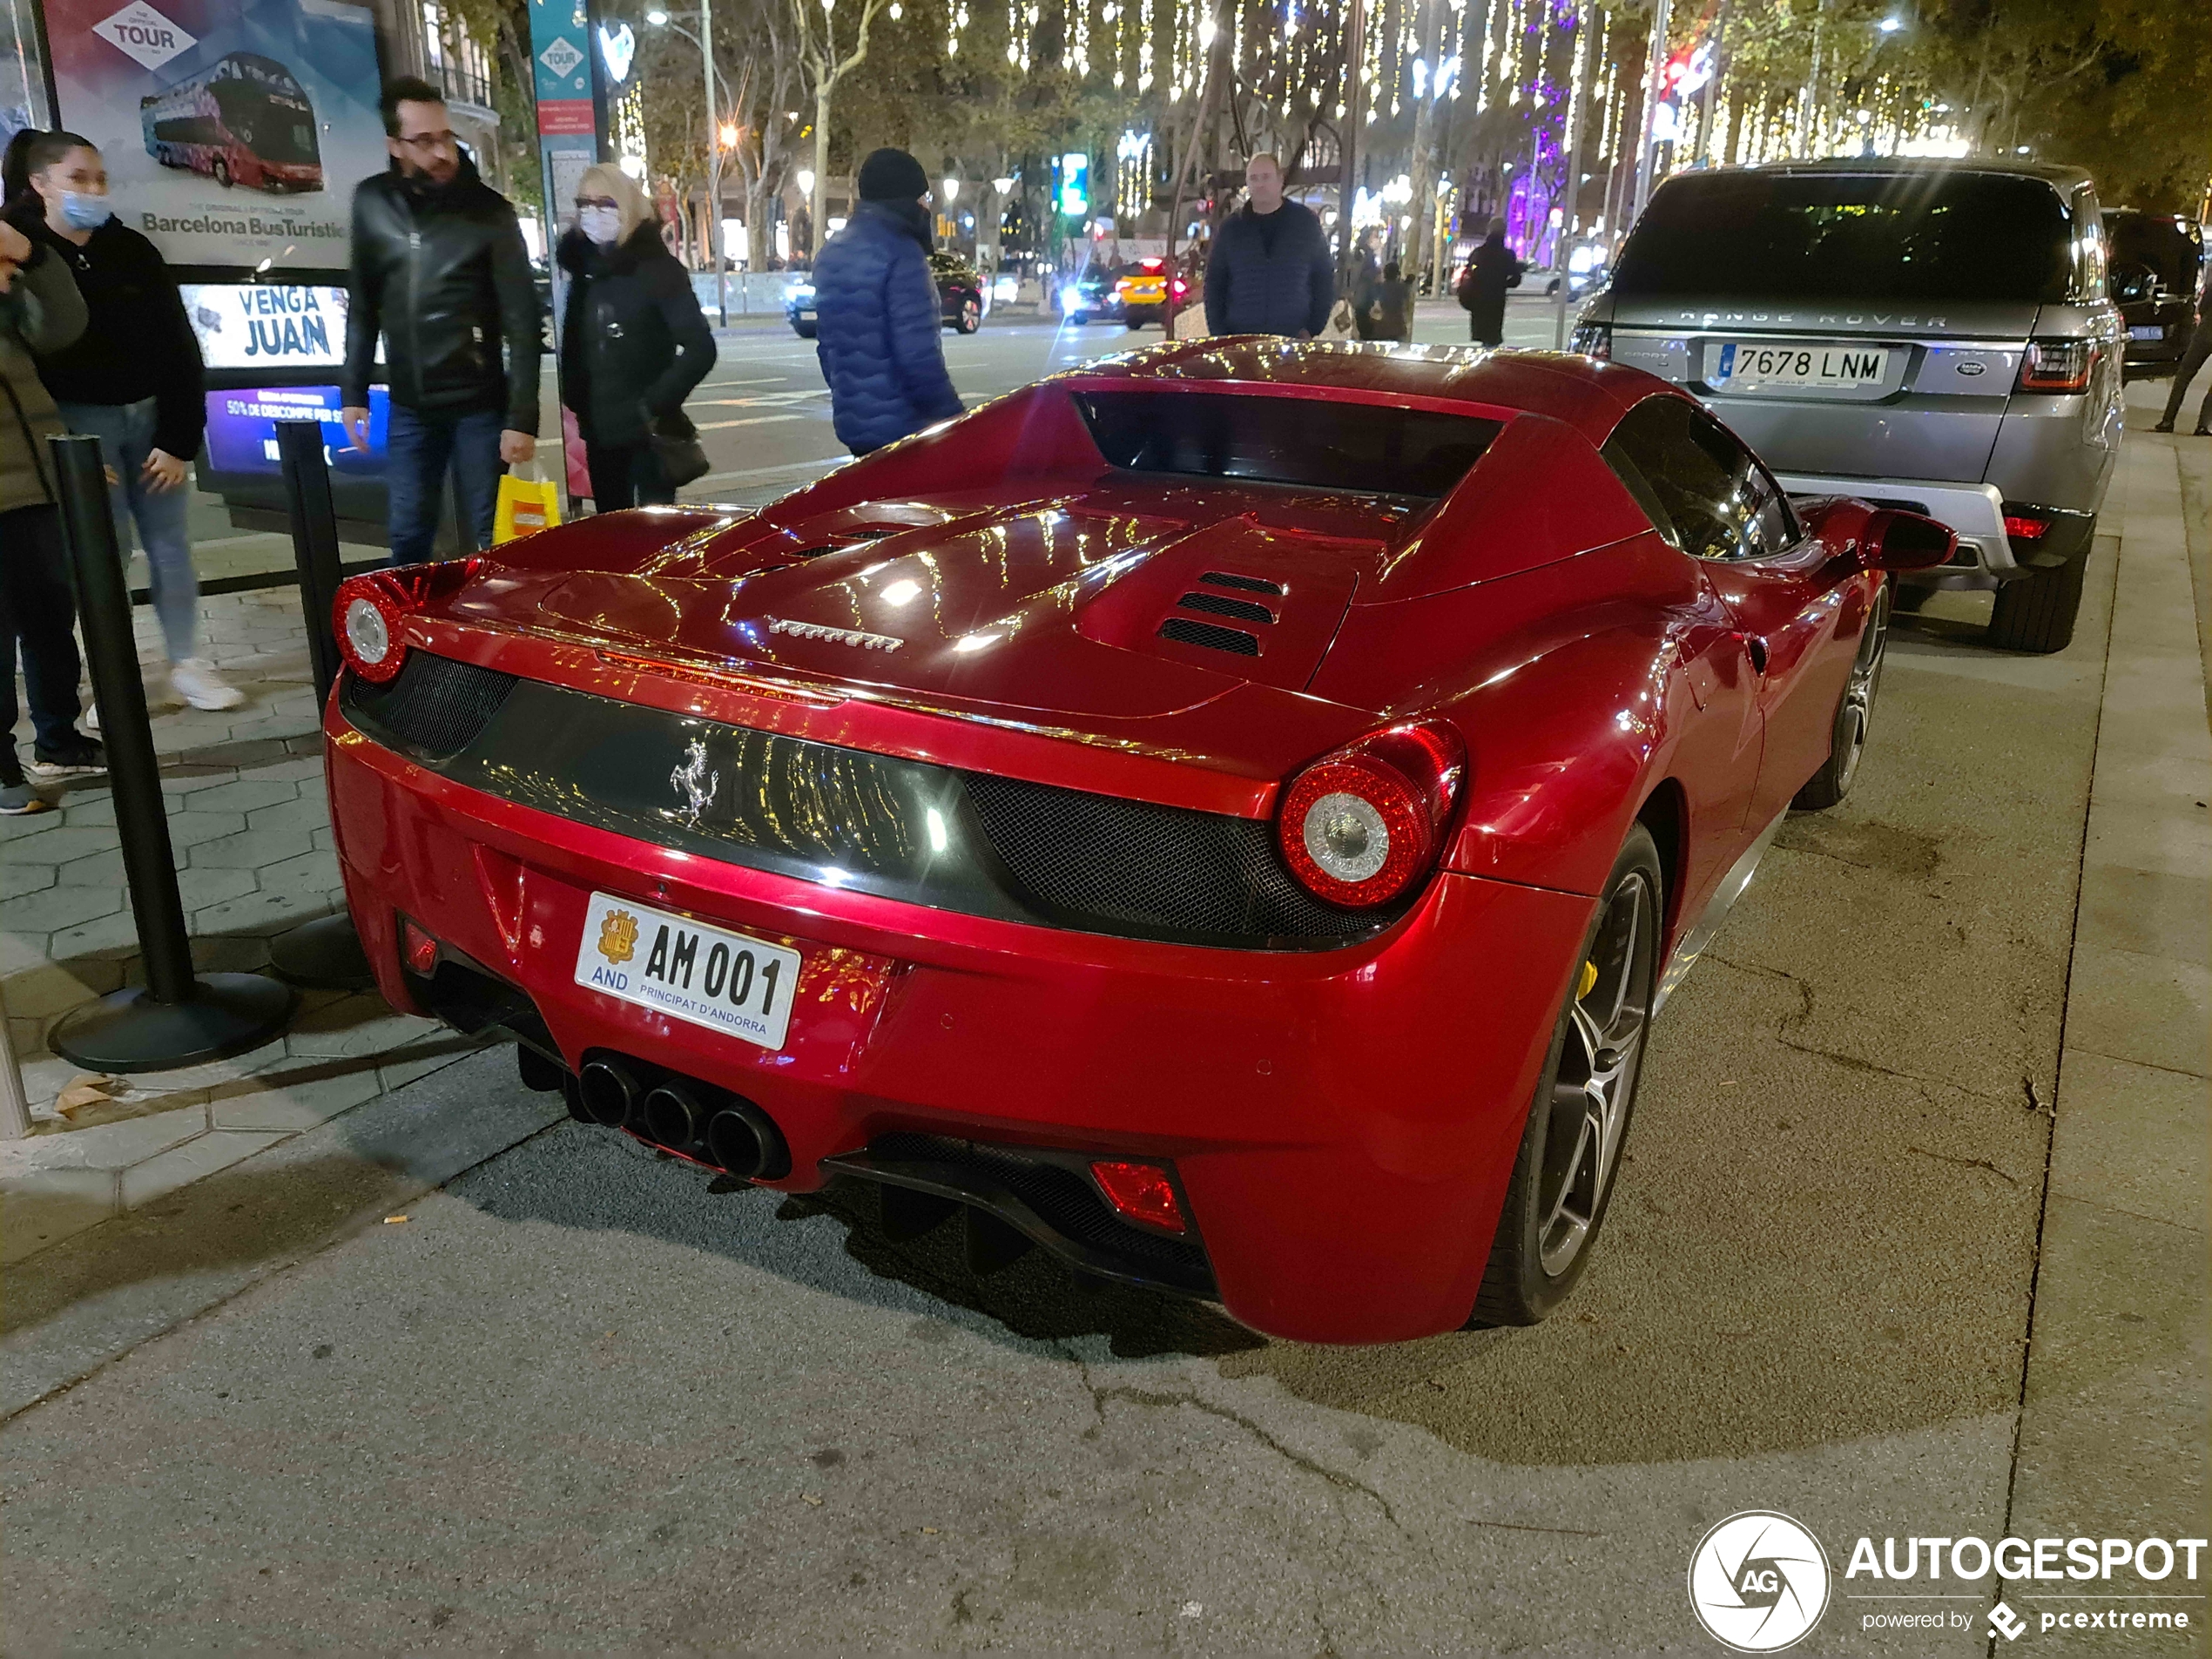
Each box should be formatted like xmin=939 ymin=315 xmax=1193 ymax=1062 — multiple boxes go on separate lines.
xmin=1775 ymin=475 xmax=2094 ymax=590
xmin=1777 ymin=475 xmax=2013 ymax=586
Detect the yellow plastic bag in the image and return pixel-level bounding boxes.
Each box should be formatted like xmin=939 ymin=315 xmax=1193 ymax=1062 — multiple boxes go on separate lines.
xmin=493 ymin=465 xmax=563 ymax=543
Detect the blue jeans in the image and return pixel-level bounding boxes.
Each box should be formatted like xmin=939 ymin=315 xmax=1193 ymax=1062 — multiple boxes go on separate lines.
xmin=57 ymin=397 xmax=199 ymax=663
xmin=384 ymin=403 xmax=505 ymax=565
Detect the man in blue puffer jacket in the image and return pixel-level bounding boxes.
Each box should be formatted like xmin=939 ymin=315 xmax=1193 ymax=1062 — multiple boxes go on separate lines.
xmin=813 ymin=149 xmax=963 ymax=455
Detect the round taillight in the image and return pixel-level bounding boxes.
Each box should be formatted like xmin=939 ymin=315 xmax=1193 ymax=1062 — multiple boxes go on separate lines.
xmin=1278 ymin=724 xmax=1465 ymax=908
xmin=343 ymin=595 xmax=395 ymax=676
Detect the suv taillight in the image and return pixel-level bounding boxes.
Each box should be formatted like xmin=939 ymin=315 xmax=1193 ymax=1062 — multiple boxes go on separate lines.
xmin=332 ymin=557 xmax=485 ymax=684
xmin=1278 ymin=723 xmax=1467 ymax=908
xmin=1568 ymin=320 xmax=1612 ymax=360
xmin=2016 ymin=338 xmax=2094 ymax=393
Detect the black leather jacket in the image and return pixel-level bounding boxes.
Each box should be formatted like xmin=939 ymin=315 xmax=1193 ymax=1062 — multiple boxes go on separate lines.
xmin=341 ymin=157 xmax=540 ymax=430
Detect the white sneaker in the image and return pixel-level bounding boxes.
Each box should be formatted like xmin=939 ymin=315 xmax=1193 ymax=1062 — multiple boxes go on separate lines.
xmin=170 ymin=658 xmax=246 ymax=711
xmin=84 ymin=699 xmax=99 ymax=732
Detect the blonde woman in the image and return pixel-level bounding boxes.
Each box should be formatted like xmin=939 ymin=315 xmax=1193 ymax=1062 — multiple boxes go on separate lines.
xmin=557 ymin=165 xmax=716 ymax=508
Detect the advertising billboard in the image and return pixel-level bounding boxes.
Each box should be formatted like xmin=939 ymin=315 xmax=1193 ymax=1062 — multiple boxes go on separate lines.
xmin=179 ymin=280 xmax=353 ymax=368
xmin=44 ymin=0 xmax=387 ymax=272
xmin=201 ymin=381 xmax=388 ymax=475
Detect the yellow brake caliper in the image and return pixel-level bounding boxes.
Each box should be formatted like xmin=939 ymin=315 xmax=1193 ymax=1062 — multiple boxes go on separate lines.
xmin=1576 ymin=960 xmax=1599 ymax=1001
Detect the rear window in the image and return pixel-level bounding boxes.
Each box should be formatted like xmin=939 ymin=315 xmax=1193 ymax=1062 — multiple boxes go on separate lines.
xmin=1075 ymin=390 xmax=1502 ymax=499
xmin=1614 ymin=171 xmax=2074 ymax=304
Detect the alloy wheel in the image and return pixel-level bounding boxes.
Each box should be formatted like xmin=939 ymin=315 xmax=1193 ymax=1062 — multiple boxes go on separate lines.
xmin=1535 ymin=871 xmax=1657 ymax=1276
xmin=1833 ymin=584 xmax=1891 ymax=796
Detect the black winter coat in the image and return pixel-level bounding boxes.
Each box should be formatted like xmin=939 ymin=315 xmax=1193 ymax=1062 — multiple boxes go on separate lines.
xmin=1203 ymin=199 xmax=1334 ymax=338
xmin=1457 ymin=234 xmax=1524 ymax=342
xmin=341 ymin=156 xmax=540 ymax=430
xmin=556 ymin=224 xmax=716 ymax=447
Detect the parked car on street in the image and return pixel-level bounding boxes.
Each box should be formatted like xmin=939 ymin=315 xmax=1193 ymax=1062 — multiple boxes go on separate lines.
xmin=786 ymin=250 xmax=988 ymax=339
xmin=320 ymin=339 xmax=1952 ymax=1343
xmin=2103 ymin=208 xmax=2205 ymax=380
xmin=1573 ymin=158 xmax=2123 ymax=651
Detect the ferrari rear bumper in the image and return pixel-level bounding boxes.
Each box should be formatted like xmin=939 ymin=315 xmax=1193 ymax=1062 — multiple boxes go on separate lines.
xmin=327 ymin=708 xmax=1595 ymax=1344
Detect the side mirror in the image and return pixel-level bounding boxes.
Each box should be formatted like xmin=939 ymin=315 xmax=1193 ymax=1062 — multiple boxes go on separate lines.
xmin=1858 ymin=508 xmax=1956 ymax=572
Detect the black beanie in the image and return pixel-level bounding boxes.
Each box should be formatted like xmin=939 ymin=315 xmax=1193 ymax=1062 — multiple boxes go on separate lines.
xmin=856 ymin=147 xmax=929 ymax=203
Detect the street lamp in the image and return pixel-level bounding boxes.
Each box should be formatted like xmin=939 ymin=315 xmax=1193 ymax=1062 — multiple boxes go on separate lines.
xmin=797 ymin=168 xmax=817 ymax=198
xmin=941 ymin=177 xmax=959 ymax=202
xmin=1878 ymin=15 xmax=1904 ymax=30
xmin=645 ymin=5 xmax=730 ymax=314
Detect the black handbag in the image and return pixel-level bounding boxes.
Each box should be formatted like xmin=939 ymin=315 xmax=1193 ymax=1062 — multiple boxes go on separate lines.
xmin=643 ymin=405 xmax=710 ymax=489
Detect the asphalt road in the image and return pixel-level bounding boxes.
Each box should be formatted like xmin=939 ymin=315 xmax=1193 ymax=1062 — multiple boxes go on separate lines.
xmin=5 ymin=343 xmax=2197 ymax=1653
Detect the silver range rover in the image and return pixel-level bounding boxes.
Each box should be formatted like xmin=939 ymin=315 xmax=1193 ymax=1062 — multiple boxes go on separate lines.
xmin=1572 ymin=159 xmax=2124 ymax=652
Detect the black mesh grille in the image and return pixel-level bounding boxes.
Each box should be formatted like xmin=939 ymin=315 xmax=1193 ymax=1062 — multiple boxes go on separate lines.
xmin=961 ymin=771 xmax=1403 ymax=945
xmin=1177 ymin=590 xmax=1276 ymax=624
xmin=341 ymin=652 xmax=517 ymax=760
xmin=343 ymin=656 xmax=1400 ymax=949
xmin=869 ymin=1132 xmax=1211 ymax=1280
xmin=1200 ymin=570 xmax=1285 ymax=595
xmin=1158 ymin=617 xmax=1260 ymax=655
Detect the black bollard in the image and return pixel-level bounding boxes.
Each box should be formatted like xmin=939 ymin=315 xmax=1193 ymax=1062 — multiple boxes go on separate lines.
xmin=267 ymin=421 xmax=376 ymax=990
xmin=43 ymin=435 xmax=296 ymax=1072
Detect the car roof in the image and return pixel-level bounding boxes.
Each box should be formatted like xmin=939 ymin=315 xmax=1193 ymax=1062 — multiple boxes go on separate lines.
xmin=1061 ymin=338 xmax=1656 ymax=445
xmin=1692 ymin=156 xmax=2094 ymax=192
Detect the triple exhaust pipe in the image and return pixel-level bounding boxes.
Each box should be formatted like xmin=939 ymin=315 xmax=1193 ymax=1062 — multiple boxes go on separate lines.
xmin=576 ymin=1056 xmax=791 ymax=1180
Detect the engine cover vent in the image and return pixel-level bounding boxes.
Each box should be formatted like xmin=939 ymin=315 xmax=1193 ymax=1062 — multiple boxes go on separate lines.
xmin=1157 ymin=617 xmax=1261 ymax=656
xmin=1200 ymin=570 xmax=1285 ymax=595
xmin=1176 ymin=590 xmax=1276 ymax=625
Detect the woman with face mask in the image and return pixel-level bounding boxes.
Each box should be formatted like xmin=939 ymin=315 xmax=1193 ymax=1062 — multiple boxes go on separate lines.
xmin=556 ymin=165 xmax=715 ymax=510
xmin=1 ymin=129 xmax=240 ymax=716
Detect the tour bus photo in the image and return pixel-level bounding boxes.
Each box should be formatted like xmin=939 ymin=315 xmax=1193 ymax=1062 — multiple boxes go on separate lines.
xmin=141 ymin=51 xmax=324 ymax=194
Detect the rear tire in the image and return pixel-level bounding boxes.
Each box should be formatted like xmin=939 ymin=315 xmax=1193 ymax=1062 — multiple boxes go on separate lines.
xmin=1792 ymin=583 xmax=1889 ymax=811
xmin=1472 ymin=824 xmax=1662 ymax=1325
xmin=1986 ymin=556 xmax=2086 ymax=654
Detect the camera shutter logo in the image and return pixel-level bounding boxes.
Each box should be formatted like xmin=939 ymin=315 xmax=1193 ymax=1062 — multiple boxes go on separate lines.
xmin=1687 ymin=1511 xmax=1831 ymax=1652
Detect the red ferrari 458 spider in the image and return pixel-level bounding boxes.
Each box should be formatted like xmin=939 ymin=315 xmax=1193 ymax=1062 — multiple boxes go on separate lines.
xmin=323 ymin=340 xmax=1952 ymax=1344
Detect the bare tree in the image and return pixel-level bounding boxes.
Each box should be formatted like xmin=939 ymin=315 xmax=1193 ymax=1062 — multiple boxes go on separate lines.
xmin=793 ymin=0 xmax=898 ymax=258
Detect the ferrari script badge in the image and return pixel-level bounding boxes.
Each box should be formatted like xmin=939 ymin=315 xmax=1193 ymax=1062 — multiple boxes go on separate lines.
xmin=767 ymin=617 xmax=903 ymax=652
xmin=597 ymin=909 xmax=639 ymax=965
xmin=670 ymin=738 xmax=719 ymax=827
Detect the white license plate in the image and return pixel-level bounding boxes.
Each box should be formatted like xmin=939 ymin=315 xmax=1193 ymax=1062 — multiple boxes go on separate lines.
xmin=1711 ymin=341 xmax=1890 ymax=389
xmin=574 ymin=892 xmax=802 ymax=1051
xmin=2129 ymin=325 xmax=2165 ymax=341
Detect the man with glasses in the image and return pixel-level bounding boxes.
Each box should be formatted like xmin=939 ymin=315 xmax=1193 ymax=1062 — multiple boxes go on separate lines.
xmin=341 ymin=77 xmax=539 ymax=563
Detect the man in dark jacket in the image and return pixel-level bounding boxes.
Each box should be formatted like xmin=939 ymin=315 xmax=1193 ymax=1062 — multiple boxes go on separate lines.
xmin=813 ymin=148 xmax=962 ymax=457
xmin=2152 ymin=293 xmax=2210 ymax=436
xmin=341 ymin=78 xmax=540 ymax=563
xmin=1203 ymin=153 xmax=1333 ymax=339
xmin=1457 ymin=218 xmax=1523 ymax=347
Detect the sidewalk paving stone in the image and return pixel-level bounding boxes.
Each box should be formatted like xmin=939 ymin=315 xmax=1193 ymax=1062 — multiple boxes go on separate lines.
xmin=118 ymin=1130 xmax=294 ymax=1210
xmin=3 ymin=583 xmax=490 ymax=1259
